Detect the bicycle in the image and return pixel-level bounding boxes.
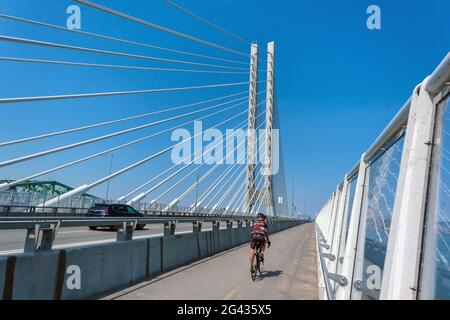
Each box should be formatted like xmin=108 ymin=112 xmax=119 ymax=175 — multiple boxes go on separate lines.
xmin=251 ymin=244 xmax=265 ymax=281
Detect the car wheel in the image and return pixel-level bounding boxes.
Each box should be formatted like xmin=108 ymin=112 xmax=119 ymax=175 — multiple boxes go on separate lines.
xmin=89 ymin=226 xmax=97 ymax=230
xmin=136 ymin=224 xmax=145 ymax=230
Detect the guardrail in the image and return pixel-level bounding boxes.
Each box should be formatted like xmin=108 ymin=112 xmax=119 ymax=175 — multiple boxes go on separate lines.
xmin=0 ymin=202 xmax=245 ymax=216
xmin=0 ymin=203 xmax=249 ymax=217
xmin=0 ymin=191 xmax=257 ymax=217
xmin=0 ymin=214 xmax=300 ymax=253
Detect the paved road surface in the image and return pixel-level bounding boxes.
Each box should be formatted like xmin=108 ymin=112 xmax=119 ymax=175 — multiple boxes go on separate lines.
xmin=103 ymin=223 xmax=318 ymax=300
xmin=0 ymin=222 xmax=227 ymax=255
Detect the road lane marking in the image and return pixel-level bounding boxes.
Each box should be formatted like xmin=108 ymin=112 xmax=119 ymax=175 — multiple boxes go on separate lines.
xmin=0 ymin=228 xmax=220 ymax=256
xmin=0 ymin=249 xmax=23 ymax=256
xmin=223 ymin=288 xmax=238 ymax=300
xmin=58 ymin=230 xmax=92 ymax=234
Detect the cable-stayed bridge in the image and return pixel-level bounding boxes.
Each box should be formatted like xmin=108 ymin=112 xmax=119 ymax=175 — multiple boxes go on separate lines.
xmin=0 ymin=0 xmax=289 ymax=218
xmin=0 ymin=0 xmax=304 ymax=300
xmin=0 ymin=0 xmax=449 ymax=301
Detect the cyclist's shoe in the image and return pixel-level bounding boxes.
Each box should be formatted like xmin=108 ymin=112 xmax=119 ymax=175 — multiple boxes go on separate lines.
xmin=250 ymin=266 xmax=255 ymax=273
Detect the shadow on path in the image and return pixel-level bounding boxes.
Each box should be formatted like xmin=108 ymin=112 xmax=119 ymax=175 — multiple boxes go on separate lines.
xmin=262 ymin=270 xmax=283 ymax=278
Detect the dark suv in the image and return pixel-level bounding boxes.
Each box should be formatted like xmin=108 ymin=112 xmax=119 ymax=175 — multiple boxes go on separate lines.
xmin=86 ymin=204 xmax=145 ymax=230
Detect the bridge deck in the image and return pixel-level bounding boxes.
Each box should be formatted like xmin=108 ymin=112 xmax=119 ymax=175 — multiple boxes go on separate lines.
xmin=103 ymin=223 xmax=318 ymax=300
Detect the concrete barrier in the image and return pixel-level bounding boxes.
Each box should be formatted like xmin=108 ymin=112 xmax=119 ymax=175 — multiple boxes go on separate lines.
xmin=162 ymin=233 xmax=199 ymax=271
xmin=12 ymin=251 xmax=60 ymax=300
xmin=1 ymin=221 xmax=302 ymax=300
xmin=60 ymin=239 xmax=149 ymax=299
xmin=0 ymin=256 xmax=7 ymax=298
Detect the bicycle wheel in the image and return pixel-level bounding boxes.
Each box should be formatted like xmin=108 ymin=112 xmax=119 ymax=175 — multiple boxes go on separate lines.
xmin=259 ymin=253 xmax=264 ymax=275
xmin=251 ymin=258 xmax=257 ymax=281
xmin=251 ymin=268 xmax=257 ymax=281
xmin=255 ymin=252 xmax=261 ymax=274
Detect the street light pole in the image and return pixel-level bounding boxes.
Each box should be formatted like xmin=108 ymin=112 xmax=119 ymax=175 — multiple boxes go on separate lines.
xmin=194 ymin=167 xmax=200 ymax=212
xmin=291 ymin=176 xmax=295 ymax=218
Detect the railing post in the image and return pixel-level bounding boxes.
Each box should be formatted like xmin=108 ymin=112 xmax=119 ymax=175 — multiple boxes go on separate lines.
xmin=336 ymin=175 xmax=355 ymax=275
xmin=117 ymin=222 xmax=134 ymax=241
xmin=193 ymin=221 xmax=202 ymax=233
xmin=325 ymin=191 xmax=337 ymax=243
xmin=212 ymin=221 xmax=220 ymax=231
xmin=8 ymin=191 xmax=13 ymax=208
xmin=24 ymin=223 xmax=58 ymax=252
xmin=330 ymin=178 xmax=349 ymax=277
xmin=164 ymin=222 xmax=176 ymax=236
xmin=351 ymin=158 xmax=372 ymax=301
xmin=24 ymin=226 xmax=38 ymax=253
xmin=381 ymin=78 xmax=439 ymax=299
xmin=337 ymin=154 xmax=367 ymax=300
xmin=40 ymin=227 xmax=57 ymax=250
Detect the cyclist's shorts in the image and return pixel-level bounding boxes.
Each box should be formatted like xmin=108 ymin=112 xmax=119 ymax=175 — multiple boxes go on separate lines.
xmin=250 ymin=235 xmax=266 ymax=249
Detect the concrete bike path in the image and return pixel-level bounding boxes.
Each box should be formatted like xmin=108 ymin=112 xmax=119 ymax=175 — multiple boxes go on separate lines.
xmin=104 ymin=223 xmax=318 ymax=300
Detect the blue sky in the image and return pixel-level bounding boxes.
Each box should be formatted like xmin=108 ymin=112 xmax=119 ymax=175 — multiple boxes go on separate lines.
xmin=0 ymin=0 xmax=449 ymax=215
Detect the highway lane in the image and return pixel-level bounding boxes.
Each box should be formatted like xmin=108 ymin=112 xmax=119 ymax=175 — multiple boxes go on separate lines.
xmin=104 ymin=223 xmax=318 ymax=300
xmin=0 ymin=222 xmax=229 ymax=255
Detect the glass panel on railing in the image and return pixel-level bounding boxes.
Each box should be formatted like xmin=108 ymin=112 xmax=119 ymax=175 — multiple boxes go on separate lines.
xmin=333 ymin=175 xmax=359 ymax=296
xmin=344 ymin=176 xmax=358 ymax=246
xmin=330 ymin=188 xmax=343 ymax=253
xmin=431 ymin=98 xmax=450 ymax=299
xmin=360 ymin=134 xmax=404 ymax=300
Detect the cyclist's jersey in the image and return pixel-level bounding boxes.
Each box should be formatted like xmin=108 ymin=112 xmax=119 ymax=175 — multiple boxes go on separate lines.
xmin=251 ymin=221 xmax=268 ymax=239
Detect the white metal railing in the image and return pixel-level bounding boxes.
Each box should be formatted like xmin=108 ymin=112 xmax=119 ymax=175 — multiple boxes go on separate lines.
xmin=0 ymin=190 xmax=249 ymax=216
xmin=315 ymin=52 xmax=450 ymax=300
xmin=315 ymin=225 xmax=348 ymax=299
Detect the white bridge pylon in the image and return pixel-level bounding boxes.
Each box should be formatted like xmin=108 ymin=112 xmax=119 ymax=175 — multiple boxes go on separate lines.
xmin=244 ymin=41 xmax=277 ymax=217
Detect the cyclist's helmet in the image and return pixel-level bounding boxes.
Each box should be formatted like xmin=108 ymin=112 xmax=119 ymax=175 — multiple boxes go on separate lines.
xmin=257 ymin=213 xmax=267 ymax=221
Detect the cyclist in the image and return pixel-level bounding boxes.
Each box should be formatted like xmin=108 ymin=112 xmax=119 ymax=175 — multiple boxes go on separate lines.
xmin=249 ymin=213 xmax=271 ymax=273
